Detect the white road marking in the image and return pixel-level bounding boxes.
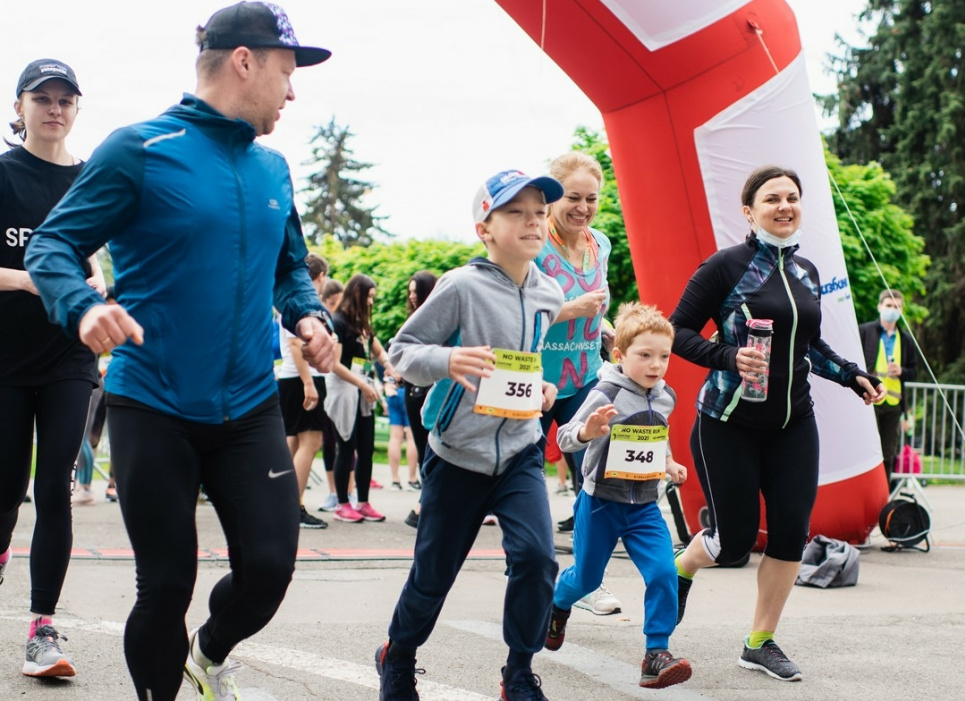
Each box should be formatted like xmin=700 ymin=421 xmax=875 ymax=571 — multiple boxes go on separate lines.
xmin=0 ymin=612 xmax=489 ymax=700
xmin=445 ymin=619 xmax=713 ymax=701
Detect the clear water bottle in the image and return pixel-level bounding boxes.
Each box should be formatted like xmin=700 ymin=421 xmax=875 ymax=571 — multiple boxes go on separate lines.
xmin=741 ymin=319 xmax=773 ymax=402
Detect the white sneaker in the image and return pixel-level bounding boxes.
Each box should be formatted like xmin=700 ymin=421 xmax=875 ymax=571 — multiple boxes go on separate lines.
xmin=183 ymin=628 xmax=242 ymax=700
xmin=317 ymin=493 xmax=338 ymax=512
xmin=71 ymin=487 xmax=95 ymax=506
xmin=574 ymin=583 xmax=622 ymax=615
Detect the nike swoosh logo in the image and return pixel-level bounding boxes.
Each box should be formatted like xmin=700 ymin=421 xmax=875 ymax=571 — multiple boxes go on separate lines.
xmin=268 ymin=469 xmax=294 ymax=479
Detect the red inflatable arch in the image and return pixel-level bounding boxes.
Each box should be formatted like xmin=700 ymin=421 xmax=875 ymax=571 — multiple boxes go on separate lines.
xmin=496 ymin=0 xmax=888 ymax=544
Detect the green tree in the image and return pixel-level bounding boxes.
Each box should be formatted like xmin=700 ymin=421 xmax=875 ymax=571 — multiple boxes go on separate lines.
xmin=827 ymin=148 xmax=928 ymax=323
xmin=315 ymin=236 xmax=484 ymax=343
xmin=824 ymin=0 xmax=965 ymax=381
xmin=567 ymin=127 xmax=638 ymax=311
xmin=300 ymin=118 xmax=389 ymax=248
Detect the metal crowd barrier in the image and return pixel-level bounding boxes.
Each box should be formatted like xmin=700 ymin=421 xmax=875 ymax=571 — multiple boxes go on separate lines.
xmin=893 ymin=382 xmax=965 ymax=506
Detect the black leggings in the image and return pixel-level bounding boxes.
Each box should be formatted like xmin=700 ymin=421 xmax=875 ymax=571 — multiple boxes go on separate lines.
xmin=690 ymin=412 xmax=819 ymax=564
xmin=0 ymin=380 xmax=92 ymax=614
xmin=334 ymin=403 xmax=375 ymax=504
xmin=403 ymin=386 xmax=430 ymax=470
xmin=107 ymin=397 xmax=300 ymax=701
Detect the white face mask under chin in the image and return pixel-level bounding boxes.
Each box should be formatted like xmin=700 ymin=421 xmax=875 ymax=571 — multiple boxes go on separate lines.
xmin=754 ymin=224 xmax=802 ymax=249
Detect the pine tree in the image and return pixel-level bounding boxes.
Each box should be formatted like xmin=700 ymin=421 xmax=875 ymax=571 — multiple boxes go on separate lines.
xmin=825 ymin=0 xmax=965 ymax=381
xmin=300 ymin=118 xmax=389 ymax=247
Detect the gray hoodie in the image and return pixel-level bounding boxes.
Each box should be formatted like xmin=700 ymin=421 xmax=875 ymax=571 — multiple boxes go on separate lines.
xmin=557 ymin=362 xmax=677 ymax=504
xmin=389 ymin=257 xmax=563 ymax=475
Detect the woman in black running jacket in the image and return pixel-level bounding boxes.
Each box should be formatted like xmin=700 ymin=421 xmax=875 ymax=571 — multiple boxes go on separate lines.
xmin=668 ymin=165 xmax=884 ymax=682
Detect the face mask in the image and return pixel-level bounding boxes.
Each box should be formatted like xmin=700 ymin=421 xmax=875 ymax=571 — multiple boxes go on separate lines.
xmin=881 ymin=308 xmax=901 ymax=324
xmin=753 ymin=223 xmax=802 ymax=249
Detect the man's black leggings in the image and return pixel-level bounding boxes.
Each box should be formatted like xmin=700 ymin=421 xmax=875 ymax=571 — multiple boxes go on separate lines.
xmin=690 ymin=412 xmax=819 ymax=564
xmin=107 ymin=396 xmax=300 ymax=701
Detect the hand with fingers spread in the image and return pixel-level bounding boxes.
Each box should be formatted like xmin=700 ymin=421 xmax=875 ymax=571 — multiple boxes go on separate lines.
xmin=576 ymin=403 xmax=618 ymax=442
xmin=78 ymin=304 xmax=144 ymax=354
xmin=448 ymin=345 xmax=496 ymax=392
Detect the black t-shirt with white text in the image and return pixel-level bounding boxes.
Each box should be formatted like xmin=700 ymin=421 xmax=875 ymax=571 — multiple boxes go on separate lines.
xmin=0 ymin=146 xmax=96 ymax=385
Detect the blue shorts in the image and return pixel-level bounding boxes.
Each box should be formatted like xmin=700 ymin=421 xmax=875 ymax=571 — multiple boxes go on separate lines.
xmin=386 ymin=388 xmax=409 ymax=427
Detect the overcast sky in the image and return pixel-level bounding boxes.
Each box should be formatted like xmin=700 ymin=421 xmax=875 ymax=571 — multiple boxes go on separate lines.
xmin=4 ymin=0 xmax=868 ymax=243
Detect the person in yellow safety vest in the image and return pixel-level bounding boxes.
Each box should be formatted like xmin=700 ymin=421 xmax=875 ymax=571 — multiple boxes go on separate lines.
xmin=858 ymin=289 xmax=918 ymax=490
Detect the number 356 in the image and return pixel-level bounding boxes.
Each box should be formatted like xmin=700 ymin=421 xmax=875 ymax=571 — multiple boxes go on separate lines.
xmin=505 ymin=382 xmax=533 ymax=398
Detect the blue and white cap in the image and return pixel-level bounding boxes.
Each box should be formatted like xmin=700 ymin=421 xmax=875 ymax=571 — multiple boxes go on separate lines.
xmin=472 ymin=170 xmax=564 ymax=223
xmin=200 ymin=2 xmax=331 ymax=67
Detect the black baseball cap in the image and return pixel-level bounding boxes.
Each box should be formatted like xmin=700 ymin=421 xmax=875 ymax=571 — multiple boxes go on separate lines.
xmin=200 ymin=2 xmax=331 ymax=67
xmin=16 ymin=59 xmax=82 ymax=97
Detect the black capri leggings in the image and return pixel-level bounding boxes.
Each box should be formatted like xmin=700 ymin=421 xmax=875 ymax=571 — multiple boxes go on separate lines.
xmin=107 ymin=396 xmax=300 ymax=701
xmin=690 ymin=411 xmax=819 ymax=564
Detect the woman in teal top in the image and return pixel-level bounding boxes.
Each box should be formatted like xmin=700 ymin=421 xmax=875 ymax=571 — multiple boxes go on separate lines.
xmin=536 ymin=151 xmax=612 ymax=451
xmin=536 ymin=151 xmax=621 ymax=615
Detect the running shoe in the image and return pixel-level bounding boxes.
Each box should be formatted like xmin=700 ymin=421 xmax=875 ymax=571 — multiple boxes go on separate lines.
xmin=23 ymin=624 xmax=76 ymax=677
xmin=408 ymin=480 xmax=422 ymax=490
xmin=639 ymin=650 xmax=692 ymax=689
xmin=317 ymin=493 xmax=338 ymax=512
xmin=356 ymin=502 xmax=386 ymax=522
xmin=557 ymin=516 xmax=574 ymax=533
xmin=375 ymin=641 xmax=423 ymax=701
xmin=105 ymin=484 xmax=118 ymax=502
xmin=739 ymin=639 xmax=803 ymax=681
xmin=404 ymin=510 xmax=419 ymax=529
xmin=390 ymin=482 xmax=404 ymax=491
xmin=573 ymin=583 xmax=621 ymax=615
xmin=675 ymin=549 xmax=693 ymax=625
xmin=544 ymin=605 xmax=570 ymax=651
xmin=555 ymin=485 xmax=570 ymax=496
xmin=0 ymin=547 xmax=9 ymax=586
xmin=333 ymin=503 xmax=364 ymax=523
xmin=370 ymin=478 xmax=384 ymax=489
xmin=184 ymin=630 xmax=243 ymax=700
xmin=71 ymin=487 xmax=95 ymax=506
xmin=299 ymin=505 xmax=328 ymax=529
xmin=482 ymin=514 xmax=498 ymax=526
xmin=500 ymin=665 xmax=548 ymax=701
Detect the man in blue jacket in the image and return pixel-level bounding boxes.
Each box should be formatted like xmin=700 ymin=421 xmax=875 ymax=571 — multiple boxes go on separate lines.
xmin=25 ymin=3 xmax=335 ymax=700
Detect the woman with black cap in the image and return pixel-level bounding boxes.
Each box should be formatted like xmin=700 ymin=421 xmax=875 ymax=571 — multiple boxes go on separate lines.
xmin=0 ymin=58 xmax=105 ymax=679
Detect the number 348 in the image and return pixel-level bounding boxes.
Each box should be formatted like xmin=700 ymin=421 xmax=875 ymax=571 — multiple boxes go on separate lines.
xmin=624 ymin=450 xmax=654 ymax=463
xmin=504 ymin=382 xmax=534 ymax=398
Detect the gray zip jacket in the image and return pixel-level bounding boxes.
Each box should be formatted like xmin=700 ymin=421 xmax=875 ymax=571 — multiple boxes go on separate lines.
xmin=389 ymin=257 xmax=563 ymax=475
xmin=557 ymin=362 xmax=676 ymax=504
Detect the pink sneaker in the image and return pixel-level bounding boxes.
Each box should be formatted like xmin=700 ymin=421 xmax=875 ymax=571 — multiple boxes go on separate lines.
xmin=333 ymin=504 xmax=364 ymax=523
xmin=355 ymin=502 xmax=386 ymax=522
xmin=369 ymin=479 xmax=384 ymax=490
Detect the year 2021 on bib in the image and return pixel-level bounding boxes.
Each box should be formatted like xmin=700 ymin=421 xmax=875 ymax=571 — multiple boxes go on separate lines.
xmin=605 ymin=425 xmax=667 ymax=480
xmin=474 ymin=349 xmax=543 ymax=420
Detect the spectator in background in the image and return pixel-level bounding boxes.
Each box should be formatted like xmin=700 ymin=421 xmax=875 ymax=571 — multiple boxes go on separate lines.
xmin=325 ymin=274 xmax=392 ymax=523
xmin=277 ymin=253 xmax=332 ymax=528
xmin=859 ymin=289 xmax=917 ymax=490
xmin=399 ymin=270 xmax=437 ymax=529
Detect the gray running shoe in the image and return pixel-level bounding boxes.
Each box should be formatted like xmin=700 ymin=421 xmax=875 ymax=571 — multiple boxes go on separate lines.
xmin=23 ymin=624 xmax=76 ymax=677
xmin=739 ymin=639 xmax=803 ymax=681
xmin=640 ymin=650 xmax=693 ymax=689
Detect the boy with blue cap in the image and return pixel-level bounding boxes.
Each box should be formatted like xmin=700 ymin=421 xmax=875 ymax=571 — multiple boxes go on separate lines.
xmin=376 ymin=170 xmax=565 ymax=700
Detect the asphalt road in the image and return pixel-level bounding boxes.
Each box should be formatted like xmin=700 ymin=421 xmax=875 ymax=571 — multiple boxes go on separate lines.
xmin=2 ymin=467 xmax=963 ymax=700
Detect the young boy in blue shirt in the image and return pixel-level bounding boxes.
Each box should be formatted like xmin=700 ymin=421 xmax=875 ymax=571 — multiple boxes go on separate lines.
xmin=545 ymin=303 xmax=693 ymax=690
xmin=376 ymin=170 xmax=565 ymax=701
